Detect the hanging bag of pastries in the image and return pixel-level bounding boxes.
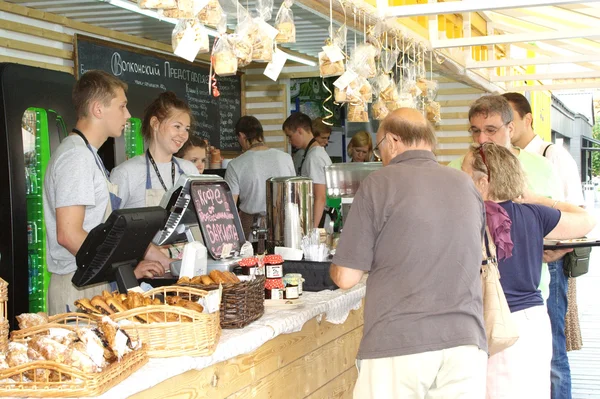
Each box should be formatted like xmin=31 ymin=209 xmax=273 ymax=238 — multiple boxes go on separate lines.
xmin=348 ymin=44 xmax=377 ymax=79
xmin=251 ymin=0 xmax=276 ymax=63
xmin=162 ymin=0 xmax=196 ymax=19
xmin=347 ymin=101 xmax=369 ymax=123
xmin=212 ymin=34 xmax=238 ymax=76
xmin=319 ymin=49 xmax=345 ymax=78
xmin=426 ymin=100 xmax=441 ymax=125
xmin=275 ymin=0 xmax=296 ymax=44
xmin=138 ymin=0 xmax=177 ymax=8
xmin=371 ymin=81 xmax=388 ymax=120
xmin=232 ymin=12 xmax=256 ymax=67
xmin=172 ymin=18 xmax=210 ymax=62
xmin=197 ymin=0 xmax=224 ymax=27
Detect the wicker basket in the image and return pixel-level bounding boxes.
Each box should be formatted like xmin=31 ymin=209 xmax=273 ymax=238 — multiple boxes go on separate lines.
xmin=0 ymin=348 xmax=147 ymax=397
xmin=110 ymin=286 xmax=221 ymax=358
xmin=0 ymin=278 xmax=7 ymax=352
xmin=10 ymin=313 xmax=99 ymax=342
xmin=181 ymin=275 xmax=265 ymax=329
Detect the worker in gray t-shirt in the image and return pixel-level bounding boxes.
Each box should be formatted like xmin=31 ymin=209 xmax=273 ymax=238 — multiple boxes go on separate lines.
xmin=283 ymin=112 xmax=332 ymax=228
xmin=331 ymin=109 xmax=487 ymax=398
xmin=225 ymin=116 xmax=295 ymax=237
xmin=43 ymin=72 xmax=170 ymax=315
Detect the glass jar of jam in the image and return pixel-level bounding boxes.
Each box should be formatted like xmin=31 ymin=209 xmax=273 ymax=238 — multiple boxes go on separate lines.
xmin=264 ymin=278 xmax=285 ymax=300
xmin=238 ymin=256 xmax=258 ymax=276
xmin=284 ymin=273 xmax=304 ymax=296
xmin=264 ymin=254 xmax=284 ymax=279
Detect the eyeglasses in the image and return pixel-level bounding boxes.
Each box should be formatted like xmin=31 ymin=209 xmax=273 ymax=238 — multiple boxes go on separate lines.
xmin=373 ymin=135 xmax=387 ymax=160
xmin=478 ymin=144 xmax=491 ymax=181
xmin=468 ymin=123 xmax=509 ymax=137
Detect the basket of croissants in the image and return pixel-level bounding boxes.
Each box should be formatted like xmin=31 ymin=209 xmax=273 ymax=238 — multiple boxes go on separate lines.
xmin=177 ymin=270 xmax=265 ymax=329
xmin=0 ymin=313 xmax=147 ymax=397
xmin=74 ymin=287 xmax=221 ymax=358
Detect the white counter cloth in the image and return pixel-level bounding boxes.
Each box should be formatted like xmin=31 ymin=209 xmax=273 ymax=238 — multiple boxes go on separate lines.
xmin=10 ymin=282 xmax=366 ymax=399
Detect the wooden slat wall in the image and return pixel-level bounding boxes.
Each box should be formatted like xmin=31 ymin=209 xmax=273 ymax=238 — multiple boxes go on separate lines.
xmin=243 ymin=69 xmax=292 ymax=151
xmin=434 ymin=74 xmax=488 ymax=164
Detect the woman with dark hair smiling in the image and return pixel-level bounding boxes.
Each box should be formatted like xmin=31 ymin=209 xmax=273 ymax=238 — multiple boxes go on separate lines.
xmin=462 ymin=143 xmax=595 ymax=399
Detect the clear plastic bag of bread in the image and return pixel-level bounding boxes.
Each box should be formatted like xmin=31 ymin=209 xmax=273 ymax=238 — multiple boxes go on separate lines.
xmin=162 ymin=0 xmax=195 ymax=18
xmin=404 ymin=79 xmax=422 ymax=98
xmin=275 ymin=0 xmax=295 ymax=44
xmin=416 ymin=77 xmax=438 ymax=100
xmin=372 ymin=99 xmax=389 ymax=120
xmin=171 ymin=18 xmax=210 ymax=61
xmin=212 ymin=35 xmax=238 ymax=76
xmin=319 ymin=48 xmax=345 ymax=78
xmin=426 ymin=100 xmax=441 ymax=125
xmin=397 ymin=91 xmax=417 ymax=108
xmin=197 ymin=0 xmax=224 ymax=27
xmin=347 ymin=102 xmax=369 ymax=123
xmin=230 ymin=9 xmax=255 ymax=67
xmin=138 ymin=0 xmax=177 ymax=8
xmin=252 ymin=18 xmax=275 ymax=63
xmin=376 ymin=74 xmax=398 ymax=102
xmin=380 ymin=47 xmax=400 ymax=75
xmin=348 ymin=44 xmax=378 ymax=79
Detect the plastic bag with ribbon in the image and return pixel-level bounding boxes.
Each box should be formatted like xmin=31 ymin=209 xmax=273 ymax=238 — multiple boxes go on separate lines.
xmin=275 ymin=0 xmax=296 ymax=44
xmin=376 ymin=74 xmax=398 ymax=102
xmin=172 ymin=18 xmax=210 ymax=62
xmin=331 ymin=25 xmax=348 ymax=51
xmin=371 ymin=77 xmax=388 ymax=120
xmin=396 ymin=91 xmax=417 ymax=109
xmin=319 ymin=49 xmax=345 ymax=78
xmin=197 ymin=0 xmax=224 ymax=27
xmin=347 ymin=101 xmax=369 ymax=123
xmin=139 ymin=0 xmax=177 ymax=9
xmin=380 ymin=47 xmax=400 ymax=74
xmin=252 ymin=17 xmax=277 ymax=62
xmin=232 ymin=13 xmax=256 ymax=67
xmin=417 ymin=78 xmax=438 ymax=100
xmin=348 ymin=44 xmax=377 ymax=79
xmin=212 ymin=34 xmax=238 ymax=76
xmin=425 ymin=100 xmax=441 ymax=125
xmin=162 ymin=0 xmax=195 ymax=18
xmin=257 ymin=0 xmax=274 ymax=21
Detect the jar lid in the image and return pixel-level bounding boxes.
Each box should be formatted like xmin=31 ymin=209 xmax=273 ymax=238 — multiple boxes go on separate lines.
xmin=264 ymin=278 xmax=285 ymax=290
xmin=264 ymin=254 xmax=284 ymax=265
xmin=238 ymin=257 xmax=258 ymax=267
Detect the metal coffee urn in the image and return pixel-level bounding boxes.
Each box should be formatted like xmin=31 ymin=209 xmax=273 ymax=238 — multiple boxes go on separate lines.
xmin=266 ymin=177 xmax=313 ymax=251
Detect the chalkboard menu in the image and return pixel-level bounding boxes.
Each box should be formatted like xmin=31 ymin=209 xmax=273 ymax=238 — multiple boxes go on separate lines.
xmin=190 ymin=181 xmax=245 ymax=259
xmin=74 ymin=34 xmax=242 ymax=151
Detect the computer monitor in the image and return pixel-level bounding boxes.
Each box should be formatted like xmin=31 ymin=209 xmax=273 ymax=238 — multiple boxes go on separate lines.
xmin=73 ymin=207 xmax=167 ymax=292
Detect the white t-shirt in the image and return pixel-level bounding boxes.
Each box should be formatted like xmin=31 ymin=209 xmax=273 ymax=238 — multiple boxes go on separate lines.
xmin=43 ymin=135 xmax=110 ymax=274
xmin=300 ymin=145 xmax=332 ymax=185
xmin=525 ymin=135 xmax=584 ymax=205
xmin=225 ymin=148 xmax=296 ymax=214
xmin=110 ymin=154 xmax=198 ymax=209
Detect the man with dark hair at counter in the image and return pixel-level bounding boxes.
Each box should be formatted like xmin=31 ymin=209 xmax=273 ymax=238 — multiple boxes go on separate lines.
xmin=43 ymin=70 xmax=169 ymax=315
xmin=283 ymin=112 xmax=332 ymax=228
xmin=503 ymin=92 xmax=583 ymax=399
xmin=330 ymin=108 xmax=487 ymax=398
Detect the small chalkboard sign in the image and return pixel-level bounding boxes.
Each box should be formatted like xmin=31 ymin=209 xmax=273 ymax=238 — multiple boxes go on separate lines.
xmin=190 ymin=181 xmax=245 ymax=259
xmin=74 ymin=34 xmax=242 ymax=151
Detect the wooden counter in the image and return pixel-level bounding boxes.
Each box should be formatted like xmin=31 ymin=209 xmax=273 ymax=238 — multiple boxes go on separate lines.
xmin=131 ymin=305 xmax=364 ymax=399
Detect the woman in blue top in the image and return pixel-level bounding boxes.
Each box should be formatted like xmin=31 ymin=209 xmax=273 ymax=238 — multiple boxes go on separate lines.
xmin=462 ymin=143 xmax=595 ymax=399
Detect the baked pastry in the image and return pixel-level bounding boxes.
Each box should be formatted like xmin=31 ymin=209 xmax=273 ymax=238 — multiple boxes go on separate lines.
xmin=178 ymin=276 xmax=191 ymax=285
xmin=190 ymin=275 xmax=203 ymax=285
xmin=252 ymin=35 xmax=274 ymax=63
xmin=380 ymin=83 xmax=398 ymax=102
xmin=372 ymin=100 xmax=389 ymax=120
xmin=197 ymin=0 xmax=223 ymax=27
xmin=213 ymin=51 xmax=238 ymax=77
xmin=99 ymin=317 xmax=132 ymax=360
xmin=138 ymin=0 xmax=177 ymax=9
xmin=29 ymin=336 xmax=68 ymax=363
xmin=6 ymin=342 xmax=29 ymax=368
xmin=76 ymin=328 xmax=106 ymax=368
xmin=275 ymin=21 xmax=296 ymax=44
xmin=201 ymin=275 xmax=215 ymax=285
xmin=319 ymin=52 xmax=345 ymax=78
xmin=162 ymin=0 xmax=195 ymax=19
xmin=426 ymin=101 xmax=441 ymax=124
xmin=64 ymin=342 xmax=97 ymax=374
xmin=224 ymin=271 xmax=240 ymax=283
xmin=347 ymin=103 xmax=369 ymax=123
xmin=334 ymin=87 xmax=348 ymax=103
xmin=16 ymin=312 xmax=49 ymax=330
xmin=360 ymin=80 xmax=372 ymax=103
xmin=106 ymin=297 xmax=128 ymax=314
xmin=209 ymin=270 xmax=228 ymax=284
xmin=75 ymin=298 xmax=99 ymax=315
xmin=91 ymin=296 xmax=114 ymax=315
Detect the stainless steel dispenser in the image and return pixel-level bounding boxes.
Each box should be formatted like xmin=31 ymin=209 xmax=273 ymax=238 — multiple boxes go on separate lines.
xmin=266 ymin=177 xmax=313 ymax=251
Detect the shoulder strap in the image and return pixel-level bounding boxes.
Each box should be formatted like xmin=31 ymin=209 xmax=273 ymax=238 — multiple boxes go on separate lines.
xmin=542 ymin=144 xmax=553 ymax=157
xmin=482 ymin=226 xmax=497 ymax=262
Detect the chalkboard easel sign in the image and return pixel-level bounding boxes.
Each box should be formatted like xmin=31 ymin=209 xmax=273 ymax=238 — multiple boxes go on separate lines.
xmin=74 ymin=34 xmax=242 ymax=151
xmin=190 ymin=180 xmax=245 ymax=259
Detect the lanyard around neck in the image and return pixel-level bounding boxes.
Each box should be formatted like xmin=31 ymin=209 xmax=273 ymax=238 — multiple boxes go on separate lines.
xmin=146 ymin=150 xmax=175 ymax=191
xmin=298 ymin=138 xmax=317 ymax=175
xmin=72 ymin=128 xmax=110 ymax=179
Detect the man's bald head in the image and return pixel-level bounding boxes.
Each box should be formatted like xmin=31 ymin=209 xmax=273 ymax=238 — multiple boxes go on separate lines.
xmin=378 ymin=107 xmax=436 ymax=149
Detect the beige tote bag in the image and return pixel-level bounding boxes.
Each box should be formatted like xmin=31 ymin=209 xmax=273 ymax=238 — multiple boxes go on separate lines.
xmin=481 ymin=227 xmax=519 ymax=357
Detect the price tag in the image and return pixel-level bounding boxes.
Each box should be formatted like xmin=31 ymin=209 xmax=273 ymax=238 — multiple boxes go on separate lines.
xmin=220 ymin=243 xmax=233 ymax=259
xmin=259 ymin=20 xmax=280 ymax=40
xmin=264 ymin=48 xmax=288 ymax=81
xmin=333 ymin=70 xmax=358 ymax=90
xmin=322 ymin=44 xmax=344 ymax=63
xmin=174 ymin=28 xmax=202 ymax=62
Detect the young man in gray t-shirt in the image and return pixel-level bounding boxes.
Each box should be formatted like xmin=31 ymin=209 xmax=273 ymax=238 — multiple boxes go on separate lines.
xmin=283 ymin=112 xmax=332 ymax=228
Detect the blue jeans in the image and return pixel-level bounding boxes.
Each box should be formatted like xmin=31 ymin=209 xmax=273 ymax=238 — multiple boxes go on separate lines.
xmin=547 ymin=259 xmax=571 ymax=399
